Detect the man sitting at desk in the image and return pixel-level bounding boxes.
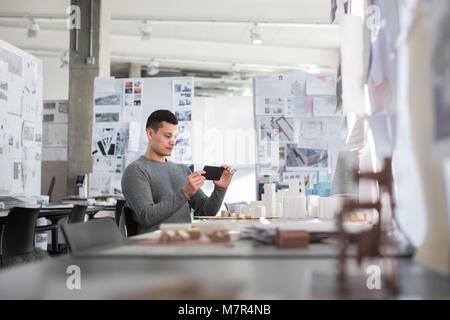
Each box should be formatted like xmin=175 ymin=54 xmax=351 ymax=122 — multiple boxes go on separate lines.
xmin=121 ymin=109 xmax=234 ymax=234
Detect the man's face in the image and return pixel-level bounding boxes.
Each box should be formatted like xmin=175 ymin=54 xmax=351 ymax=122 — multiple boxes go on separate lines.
xmin=147 ymin=121 xmax=178 ymax=156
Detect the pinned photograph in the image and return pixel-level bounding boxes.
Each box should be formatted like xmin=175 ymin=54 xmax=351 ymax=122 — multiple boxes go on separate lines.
xmin=286 ymin=145 xmax=328 ymax=170
xmin=44 ymin=102 xmax=56 ymax=110
xmin=95 ymin=94 xmax=120 ymax=106
xmin=95 ymin=112 xmax=120 ymax=123
xmin=175 ymin=110 xmax=192 ymax=121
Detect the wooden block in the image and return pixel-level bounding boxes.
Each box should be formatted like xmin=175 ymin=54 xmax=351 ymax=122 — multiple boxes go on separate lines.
xmin=186 ymin=229 xmax=202 ymax=240
xmin=208 ymin=229 xmax=231 ymax=243
xmin=237 ymin=213 xmax=246 ymax=219
xmin=275 ymin=229 xmax=309 ymax=248
xmin=160 ymin=230 xmax=177 ymax=242
xmin=349 ymin=211 xmax=370 ymax=222
xmin=177 ymin=230 xmax=190 ymax=241
xmin=221 ymin=210 xmax=231 ymax=217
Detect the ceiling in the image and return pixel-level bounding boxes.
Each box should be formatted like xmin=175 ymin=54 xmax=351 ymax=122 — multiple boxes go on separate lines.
xmin=0 ymin=0 xmax=341 ymax=96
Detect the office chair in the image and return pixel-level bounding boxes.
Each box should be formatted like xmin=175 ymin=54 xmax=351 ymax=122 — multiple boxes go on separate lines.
xmin=114 ymin=199 xmax=126 ymax=228
xmin=47 ymin=176 xmax=56 ymax=203
xmin=0 ymin=207 xmax=48 ymax=268
xmin=38 ymin=204 xmax=88 ymax=254
xmin=121 ymin=206 xmax=138 ymax=238
xmin=61 ymin=218 xmax=123 ymax=253
xmin=67 ymin=205 xmax=88 ymax=224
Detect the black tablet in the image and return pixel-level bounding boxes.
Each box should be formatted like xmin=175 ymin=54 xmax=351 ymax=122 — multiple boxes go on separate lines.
xmin=202 ymin=165 xmax=224 ymax=180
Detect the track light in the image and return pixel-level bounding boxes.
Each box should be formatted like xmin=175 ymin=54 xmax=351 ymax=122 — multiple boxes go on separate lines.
xmin=139 ymin=21 xmax=152 ymax=41
xmin=147 ymin=59 xmax=159 ymax=75
xmin=230 ymin=63 xmax=241 ymax=80
xmin=27 ymin=17 xmax=39 ymax=38
xmin=60 ymin=51 xmax=69 ymax=68
xmin=250 ymin=23 xmax=262 ymax=45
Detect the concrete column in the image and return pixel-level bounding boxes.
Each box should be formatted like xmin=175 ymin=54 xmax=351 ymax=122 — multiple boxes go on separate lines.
xmin=67 ymin=0 xmax=111 ymax=195
xmin=129 ymin=63 xmax=142 ymax=78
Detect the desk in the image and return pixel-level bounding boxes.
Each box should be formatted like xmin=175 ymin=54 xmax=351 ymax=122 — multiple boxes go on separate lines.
xmin=0 ymin=220 xmax=449 ymax=299
xmin=0 ymin=204 xmax=117 ymax=254
xmin=0 ymin=249 xmax=449 ymax=299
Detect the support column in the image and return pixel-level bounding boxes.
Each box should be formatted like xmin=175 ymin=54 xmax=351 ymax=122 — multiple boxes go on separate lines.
xmin=129 ymin=63 xmax=142 ymax=78
xmin=67 ymin=0 xmax=111 ymax=195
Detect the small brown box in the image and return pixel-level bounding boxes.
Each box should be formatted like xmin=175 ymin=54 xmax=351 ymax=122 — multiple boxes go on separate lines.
xmin=237 ymin=213 xmax=246 ymax=220
xmin=186 ymin=228 xmax=202 ymax=240
xmin=275 ymin=229 xmax=310 ymax=248
xmin=221 ymin=210 xmax=231 ymax=217
xmin=208 ymin=229 xmax=231 ymax=243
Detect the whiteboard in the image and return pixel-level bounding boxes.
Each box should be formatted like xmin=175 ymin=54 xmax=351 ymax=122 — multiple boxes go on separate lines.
xmin=0 ymin=40 xmax=43 ymax=197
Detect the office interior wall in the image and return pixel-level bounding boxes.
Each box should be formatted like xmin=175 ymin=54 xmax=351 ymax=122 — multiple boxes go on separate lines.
xmin=41 ymin=160 xmax=67 ymax=202
xmin=193 ymin=96 xmax=257 ymax=207
xmin=39 ymin=56 xmax=69 ymax=101
xmin=0 ymin=40 xmax=43 ymax=197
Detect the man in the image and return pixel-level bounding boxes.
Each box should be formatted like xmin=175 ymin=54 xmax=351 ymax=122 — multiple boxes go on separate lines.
xmin=121 ymin=109 xmax=234 ymax=234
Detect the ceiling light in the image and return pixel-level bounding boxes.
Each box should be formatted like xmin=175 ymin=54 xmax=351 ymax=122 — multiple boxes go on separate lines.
xmin=147 ymin=59 xmax=159 ymax=75
xmin=243 ymin=88 xmax=253 ymax=96
xmin=230 ymin=63 xmax=241 ymax=80
xmin=250 ymin=23 xmax=262 ymax=45
xmin=60 ymin=51 xmax=69 ymax=68
xmin=139 ymin=21 xmax=152 ymax=41
xmin=27 ymin=17 xmax=39 ymax=38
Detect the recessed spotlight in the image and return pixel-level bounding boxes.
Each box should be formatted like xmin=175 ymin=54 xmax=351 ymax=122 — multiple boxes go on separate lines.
xmin=27 ymin=17 xmax=39 ymax=38
xmin=250 ymin=23 xmax=262 ymax=45
xmin=140 ymin=21 xmax=152 ymax=41
xmin=147 ymin=60 xmax=159 ymax=75
xmin=230 ymin=63 xmax=241 ymax=79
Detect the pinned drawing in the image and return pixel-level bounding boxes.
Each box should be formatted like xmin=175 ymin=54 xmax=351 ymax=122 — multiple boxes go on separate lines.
xmin=91 ymin=123 xmax=129 ymax=156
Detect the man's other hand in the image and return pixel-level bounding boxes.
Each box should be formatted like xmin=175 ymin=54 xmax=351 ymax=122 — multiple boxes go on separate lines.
xmin=213 ymin=165 xmax=235 ymax=189
xmin=182 ymin=171 xmax=206 ymax=198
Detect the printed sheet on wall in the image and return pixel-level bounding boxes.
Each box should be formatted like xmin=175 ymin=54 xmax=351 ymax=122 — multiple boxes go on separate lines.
xmin=254 ymin=73 xmax=344 ymax=190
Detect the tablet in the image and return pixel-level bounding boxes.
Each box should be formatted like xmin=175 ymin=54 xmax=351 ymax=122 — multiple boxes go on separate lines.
xmin=202 ymin=165 xmax=224 ymax=180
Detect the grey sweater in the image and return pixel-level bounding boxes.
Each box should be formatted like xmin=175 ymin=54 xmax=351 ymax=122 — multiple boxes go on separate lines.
xmin=121 ymin=156 xmax=227 ymax=234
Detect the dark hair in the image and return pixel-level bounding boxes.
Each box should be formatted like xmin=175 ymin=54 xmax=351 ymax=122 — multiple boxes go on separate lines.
xmin=146 ymin=109 xmax=178 ymax=132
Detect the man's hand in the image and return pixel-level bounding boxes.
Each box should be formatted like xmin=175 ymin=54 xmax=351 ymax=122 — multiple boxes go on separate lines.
xmin=213 ymin=165 xmax=234 ymax=189
xmin=182 ymin=171 xmax=206 ymax=198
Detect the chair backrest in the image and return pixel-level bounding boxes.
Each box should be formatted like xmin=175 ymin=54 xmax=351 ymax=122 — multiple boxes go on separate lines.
xmin=114 ymin=199 xmax=126 ymax=227
xmin=67 ymin=205 xmax=88 ymax=224
xmin=1 ymin=207 xmax=40 ymax=257
xmin=122 ymin=206 xmax=138 ymax=238
xmin=47 ymin=176 xmax=56 ymax=202
xmin=224 ymin=201 xmax=248 ymax=213
xmin=61 ymin=218 xmax=123 ymax=253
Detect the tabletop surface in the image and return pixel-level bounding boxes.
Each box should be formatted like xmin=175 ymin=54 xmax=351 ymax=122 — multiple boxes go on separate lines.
xmin=0 ymin=204 xmax=116 ymax=218
xmin=1 ymin=216 xmax=450 ymax=299
xmin=0 ymin=248 xmax=448 ymax=299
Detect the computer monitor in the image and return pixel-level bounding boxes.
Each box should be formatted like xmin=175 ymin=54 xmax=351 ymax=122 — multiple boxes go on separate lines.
xmin=75 ymin=175 xmax=85 ymax=187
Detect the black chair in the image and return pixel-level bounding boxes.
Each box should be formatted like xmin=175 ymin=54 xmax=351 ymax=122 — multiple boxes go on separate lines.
xmin=121 ymin=206 xmax=138 ymax=238
xmin=67 ymin=205 xmax=88 ymax=224
xmin=0 ymin=207 xmax=47 ymax=268
xmin=47 ymin=176 xmax=56 ymax=203
xmin=61 ymin=218 xmax=123 ymax=253
xmin=37 ymin=204 xmax=88 ymax=254
xmin=114 ymin=200 xmax=126 ymax=228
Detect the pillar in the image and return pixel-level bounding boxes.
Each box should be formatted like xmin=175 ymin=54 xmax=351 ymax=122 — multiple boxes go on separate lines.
xmin=67 ymin=0 xmax=111 ymax=195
